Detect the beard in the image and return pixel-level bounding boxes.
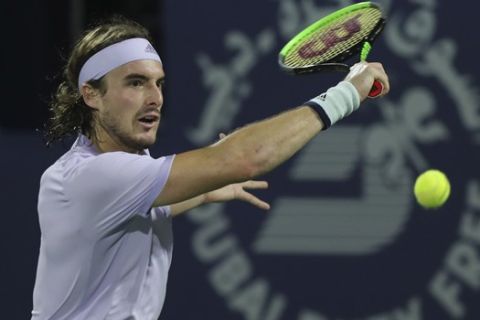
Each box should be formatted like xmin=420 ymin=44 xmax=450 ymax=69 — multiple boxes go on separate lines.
xmin=96 ymin=110 xmax=157 ymax=152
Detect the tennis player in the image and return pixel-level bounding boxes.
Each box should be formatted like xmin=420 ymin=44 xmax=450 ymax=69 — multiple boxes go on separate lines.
xmin=31 ymin=16 xmax=389 ymax=320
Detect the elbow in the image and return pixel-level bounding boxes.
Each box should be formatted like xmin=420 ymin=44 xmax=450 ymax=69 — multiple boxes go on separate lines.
xmin=239 ymin=160 xmax=262 ymax=181
xmin=233 ymin=146 xmax=271 ymax=180
xmin=217 ymin=137 xmax=273 ymax=181
xmin=225 ymin=153 xmax=259 ymax=181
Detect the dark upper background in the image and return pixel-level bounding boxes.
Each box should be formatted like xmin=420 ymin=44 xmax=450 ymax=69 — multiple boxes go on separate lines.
xmin=3 ymin=0 xmax=164 ymax=130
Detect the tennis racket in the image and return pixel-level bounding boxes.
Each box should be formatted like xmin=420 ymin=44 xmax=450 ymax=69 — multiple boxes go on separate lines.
xmin=279 ymin=1 xmax=386 ymax=98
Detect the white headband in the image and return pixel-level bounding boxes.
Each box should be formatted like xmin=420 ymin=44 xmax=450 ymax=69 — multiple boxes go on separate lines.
xmin=78 ymin=38 xmax=162 ymax=91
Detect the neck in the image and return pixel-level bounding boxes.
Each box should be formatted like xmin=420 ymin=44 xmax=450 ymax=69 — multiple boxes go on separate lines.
xmin=88 ymin=126 xmax=141 ymax=154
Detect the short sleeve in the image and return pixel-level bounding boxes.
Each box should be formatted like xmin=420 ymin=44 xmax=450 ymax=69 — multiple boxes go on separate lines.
xmin=64 ymin=152 xmax=175 ymax=230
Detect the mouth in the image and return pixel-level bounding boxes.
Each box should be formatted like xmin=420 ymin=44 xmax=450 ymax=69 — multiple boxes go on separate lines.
xmin=138 ymin=113 xmax=160 ymax=129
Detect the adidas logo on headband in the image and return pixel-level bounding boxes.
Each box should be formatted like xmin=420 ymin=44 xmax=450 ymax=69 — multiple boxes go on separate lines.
xmin=145 ymin=44 xmax=158 ymax=55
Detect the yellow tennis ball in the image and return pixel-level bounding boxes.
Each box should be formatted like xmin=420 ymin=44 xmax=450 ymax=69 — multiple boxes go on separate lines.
xmin=414 ymin=169 xmax=451 ymax=209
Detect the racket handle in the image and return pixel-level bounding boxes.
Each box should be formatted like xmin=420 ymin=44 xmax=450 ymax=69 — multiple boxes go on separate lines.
xmin=368 ymin=80 xmax=383 ymax=98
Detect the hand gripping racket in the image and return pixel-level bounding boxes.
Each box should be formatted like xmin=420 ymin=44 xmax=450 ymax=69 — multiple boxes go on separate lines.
xmin=279 ymin=2 xmax=386 ymax=98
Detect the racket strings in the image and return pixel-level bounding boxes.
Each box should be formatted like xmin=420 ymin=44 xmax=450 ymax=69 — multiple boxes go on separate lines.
xmin=282 ymin=8 xmax=382 ymax=69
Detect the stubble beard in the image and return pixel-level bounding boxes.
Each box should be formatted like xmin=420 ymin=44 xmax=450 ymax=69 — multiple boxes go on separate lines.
xmin=96 ymin=111 xmax=157 ymax=152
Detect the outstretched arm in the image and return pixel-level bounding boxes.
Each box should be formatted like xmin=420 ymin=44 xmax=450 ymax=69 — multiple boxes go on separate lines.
xmin=154 ymin=62 xmax=390 ymax=207
xmin=154 ymin=105 xmax=321 ymax=207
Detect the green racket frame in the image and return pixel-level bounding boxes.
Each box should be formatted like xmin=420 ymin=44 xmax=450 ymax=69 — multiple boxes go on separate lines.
xmin=279 ymin=2 xmax=386 ymax=75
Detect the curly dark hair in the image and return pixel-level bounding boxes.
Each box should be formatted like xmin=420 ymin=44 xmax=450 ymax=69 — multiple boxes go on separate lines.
xmin=44 ymin=15 xmax=154 ymax=146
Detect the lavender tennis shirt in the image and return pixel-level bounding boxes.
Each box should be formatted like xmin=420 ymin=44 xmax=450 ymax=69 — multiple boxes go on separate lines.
xmin=32 ymin=135 xmax=175 ymax=320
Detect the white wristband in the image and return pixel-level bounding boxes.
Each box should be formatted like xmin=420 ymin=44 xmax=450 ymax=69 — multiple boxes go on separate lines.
xmin=305 ymin=81 xmax=361 ymax=129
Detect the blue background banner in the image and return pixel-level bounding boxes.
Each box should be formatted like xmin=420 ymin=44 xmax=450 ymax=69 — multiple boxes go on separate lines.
xmin=2 ymin=1 xmax=480 ymax=319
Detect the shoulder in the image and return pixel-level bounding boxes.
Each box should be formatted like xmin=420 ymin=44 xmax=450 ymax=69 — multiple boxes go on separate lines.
xmin=65 ymin=151 xmax=174 ymax=193
xmin=78 ymin=151 xmax=166 ymax=178
xmin=41 ymin=148 xmax=96 ymax=183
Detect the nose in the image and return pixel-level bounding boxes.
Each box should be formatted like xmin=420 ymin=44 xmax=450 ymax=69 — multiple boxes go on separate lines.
xmin=147 ymin=83 xmax=163 ymax=108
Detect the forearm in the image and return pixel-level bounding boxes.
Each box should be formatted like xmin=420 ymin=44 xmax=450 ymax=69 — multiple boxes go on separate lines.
xmin=170 ymin=194 xmax=207 ymax=217
xmin=218 ymin=81 xmax=362 ymax=177
xmin=219 ymin=105 xmax=323 ymax=177
xmin=169 ymin=180 xmax=269 ymax=216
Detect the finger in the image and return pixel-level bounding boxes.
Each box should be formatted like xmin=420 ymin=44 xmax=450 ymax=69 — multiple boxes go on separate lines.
xmin=369 ymin=62 xmax=385 ymax=72
xmin=370 ymin=63 xmax=390 ymax=96
xmin=219 ymin=133 xmax=226 ymax=139
xmin=238 ymin=192 xmax=271 ymax=210
xmin=347 ymin=62 xmax=368 ymax=79
xmin=242 ymin=180 xmax=269 ymax=189
xmin=374 ymin=73 xmax=390 ymax=97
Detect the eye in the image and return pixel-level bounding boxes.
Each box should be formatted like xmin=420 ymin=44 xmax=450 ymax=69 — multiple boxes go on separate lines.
xmin=156 ymin=80 xmax=165 ymax=89
xmin=130 ymin=79 xmax=144 ymax=87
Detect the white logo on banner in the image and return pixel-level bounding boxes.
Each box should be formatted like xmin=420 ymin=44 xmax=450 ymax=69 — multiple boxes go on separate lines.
xmin=186 ymin=0 xmax=480 ymax=319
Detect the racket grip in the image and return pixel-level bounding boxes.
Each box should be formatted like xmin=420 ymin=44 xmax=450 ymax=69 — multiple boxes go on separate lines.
xmin=368 ymin=80 xmax=383 ymax=98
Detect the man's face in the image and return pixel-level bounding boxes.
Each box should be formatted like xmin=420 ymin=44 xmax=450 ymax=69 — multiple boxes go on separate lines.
xmin=93 ymin=59 xmax=165 ymax=152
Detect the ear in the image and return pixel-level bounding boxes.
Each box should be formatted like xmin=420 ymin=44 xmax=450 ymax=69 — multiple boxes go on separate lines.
xmin=81 ymin=84 xmax=102 ymax=110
